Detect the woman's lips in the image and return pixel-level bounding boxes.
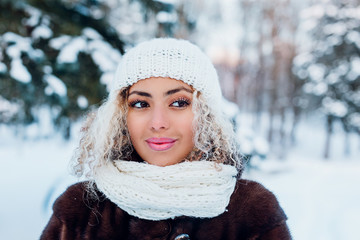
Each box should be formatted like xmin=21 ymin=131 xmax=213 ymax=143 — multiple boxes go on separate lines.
xmin=146 ymin=138 xmax=176 ymax=151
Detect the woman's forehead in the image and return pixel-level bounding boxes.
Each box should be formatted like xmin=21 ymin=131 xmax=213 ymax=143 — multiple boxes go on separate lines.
xmin=129 ymin=77 xmax=193 ymax=92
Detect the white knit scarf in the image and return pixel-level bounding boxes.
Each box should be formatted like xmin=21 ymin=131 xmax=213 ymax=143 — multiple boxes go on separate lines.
xmin=94 ymin=160 xmax=238 ymax=220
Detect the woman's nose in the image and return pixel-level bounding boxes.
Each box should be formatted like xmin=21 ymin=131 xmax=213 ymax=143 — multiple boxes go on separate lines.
xmin=150 ymin=106 xmax=169 ymax=131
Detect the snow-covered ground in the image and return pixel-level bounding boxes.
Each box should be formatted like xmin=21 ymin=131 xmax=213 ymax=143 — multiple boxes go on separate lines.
xmin=0 ymin=117 xmax=359 ymax=240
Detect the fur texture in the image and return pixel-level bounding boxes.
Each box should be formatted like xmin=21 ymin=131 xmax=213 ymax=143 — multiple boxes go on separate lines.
xmin=41 ymin=179 xmax=291 ymax=240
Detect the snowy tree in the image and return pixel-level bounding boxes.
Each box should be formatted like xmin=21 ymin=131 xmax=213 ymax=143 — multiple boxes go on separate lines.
xmin=293 ymin=0 xmax=360 ymax=158
xmin=0 ymin=0 xmax=124 ymax=138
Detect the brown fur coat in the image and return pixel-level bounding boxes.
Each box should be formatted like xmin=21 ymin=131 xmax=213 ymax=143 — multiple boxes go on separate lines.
xmin=40 ymin=179 xmax=291 ymax=240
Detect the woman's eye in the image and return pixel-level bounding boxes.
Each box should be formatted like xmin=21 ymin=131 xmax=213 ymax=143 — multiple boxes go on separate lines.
xmin=171 ymin=99 xmax=190 ymax=108
xmin=130 ymin=101 xmax=149 ymax=109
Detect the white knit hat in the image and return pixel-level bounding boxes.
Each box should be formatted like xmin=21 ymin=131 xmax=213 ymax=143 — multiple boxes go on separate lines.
xmin=110 ymin=38 xmax=223 ymax=114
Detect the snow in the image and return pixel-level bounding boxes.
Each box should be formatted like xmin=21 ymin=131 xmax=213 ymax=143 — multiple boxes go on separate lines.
xmin=0 ymin=114 xmax=359 ymax=240
xmin=0 ymin=96 xmax=20 ymax=121
xmin=3 ymin=32 xmax=45 ymax=83
xmin=100 ymin=71 xmax=115 ymax=91
xmin=342 ymin=6 xmax=360 ymax=20
xmin=77 ymin=95 xmax=88 ymax=109
xmin=43 ymin=74 xmax=67 ymax=97
xmin=300 ymin=4 xmax=325 ymax=20
xmin=29 ymin=48 xmax=45 ymax=61
xmin=88 ymin=39 xmax=121 ymax=64
xmin=300 ymin=18 xmax=318 ymax=32
xmin=86 ymin=36 xmax=121 ymax=87
xmin=348 ymin=112 xmax=360 ymax=128
xmin=90 ymin=48 xmax=117 ymax=72
xmin=312 ymin=82 xmax=328 ymax=96
xmin=32 ymin=25 xmax=53 ymax=39
xmin=222 ymin=97 xmax=239 ymax=118
xmin=82 ymin=27 xmax=102 ymax=40
xmin=349 ymin=91 xmax=360 ymax=106
xmin=50 ymin=30 xmax=121 ymax=77
xmin=293 ymin=52 xmax=313 ymax=67
xmin=346 ymin=71 xmax=359 ymax=82
xmin=0 ymin=61 xmax=7 ymax=73
xmin=335 ymin=61 xmax=349 ymax=76
xmin=245 ymin=157 xmax=360 ymax=240
xmin=307 ymin=63 xmax=326 ymax=82
xmin=326 ymin=72 xmax=340 ymax=84
xmin=324 ymin=4 xmax=338 ymax=17
xmin=323 ymin=22 xmax=347 ymax=36
xmin=10 ymin=58 xmax=31 ymax=83
xmin=322 ymin=97 xmax=348 ymax=118
xmin=49 ymin=35 xmax=72 ymax=50
xmin=252 ymin=137 xmax=269 ymax=156
xmin=57 ymin=37 xmax=87 ymax=64
xmin=156 ymin=11 xmax=177 ymax=23
xmin=326 ymin=35 xmax=342 ymax=47
xmin=90 ymin=7 xmax=105 ymax=19
xmin=6 ymin=42 xmax=30 ymax=58
xmin=3 ymin=32 xmax=44 ymax=62
xmin=350 ymin=56 xmax=360 ymax=76
xmin=24 ymin=6 xmax=41 ymax=27
xmin=235 ymin=124 xmax=269 ymax=158
xmin=3 ymin=32 xmax=27 ymax=44
xmin=345 ymin=30 xmax=360 ymax=48
xmin=43 ymin=65 xmax=52 ymax=74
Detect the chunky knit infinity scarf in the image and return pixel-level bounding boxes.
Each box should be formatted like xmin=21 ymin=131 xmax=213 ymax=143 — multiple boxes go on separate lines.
xmin=94 ymin=160 xmax=238 ymax=220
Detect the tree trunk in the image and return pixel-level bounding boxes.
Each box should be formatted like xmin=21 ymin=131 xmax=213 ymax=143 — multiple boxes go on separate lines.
xmin=324 ymin=115 xmax=333 ymax=159
xmin=267 ymin=9 xmax=280 ymax=145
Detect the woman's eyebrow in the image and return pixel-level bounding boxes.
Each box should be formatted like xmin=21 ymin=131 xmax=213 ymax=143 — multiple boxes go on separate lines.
xmin=128 ymin=91 xmax=152 ymax=98
xmin=165 ymin=87 xmax=193 ymax=96
xmin=128 ymin=87 xmax=192 ymax=98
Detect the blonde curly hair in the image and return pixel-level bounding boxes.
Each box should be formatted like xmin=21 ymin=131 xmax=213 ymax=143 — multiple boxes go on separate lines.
xmin=70 ymin=87 xmax=243 ymax=190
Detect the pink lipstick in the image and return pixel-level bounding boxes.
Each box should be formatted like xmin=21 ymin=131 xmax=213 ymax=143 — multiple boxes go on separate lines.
xmin=146 ymin=138 xmax=176 ymax=151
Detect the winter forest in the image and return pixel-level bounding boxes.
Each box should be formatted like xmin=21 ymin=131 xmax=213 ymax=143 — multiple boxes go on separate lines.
xmin=0 ymin=0 xmax=359 ymax=239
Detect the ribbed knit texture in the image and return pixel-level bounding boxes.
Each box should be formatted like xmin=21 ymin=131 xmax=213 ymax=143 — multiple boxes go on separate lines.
xmin=110 ymin=38 xmax=223 ymax=114
xmin=94 ymin=160 xmax=237 ymax=220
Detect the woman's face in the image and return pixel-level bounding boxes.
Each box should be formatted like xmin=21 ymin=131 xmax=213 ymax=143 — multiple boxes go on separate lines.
xmin=126 ymin=77 xmax=195 ymax=166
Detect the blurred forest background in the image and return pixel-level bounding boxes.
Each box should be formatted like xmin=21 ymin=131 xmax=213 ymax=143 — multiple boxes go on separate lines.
xmin=1 ymin=0 xmax=360 ymax=161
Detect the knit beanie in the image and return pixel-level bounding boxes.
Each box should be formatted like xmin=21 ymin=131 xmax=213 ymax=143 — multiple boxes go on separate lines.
xmin=110 ymin=38 xmax=223 ymax=114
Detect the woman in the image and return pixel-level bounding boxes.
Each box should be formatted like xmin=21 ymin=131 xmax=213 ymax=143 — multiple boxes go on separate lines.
xmin=41 ymin=38 xmax=292 ymax=240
